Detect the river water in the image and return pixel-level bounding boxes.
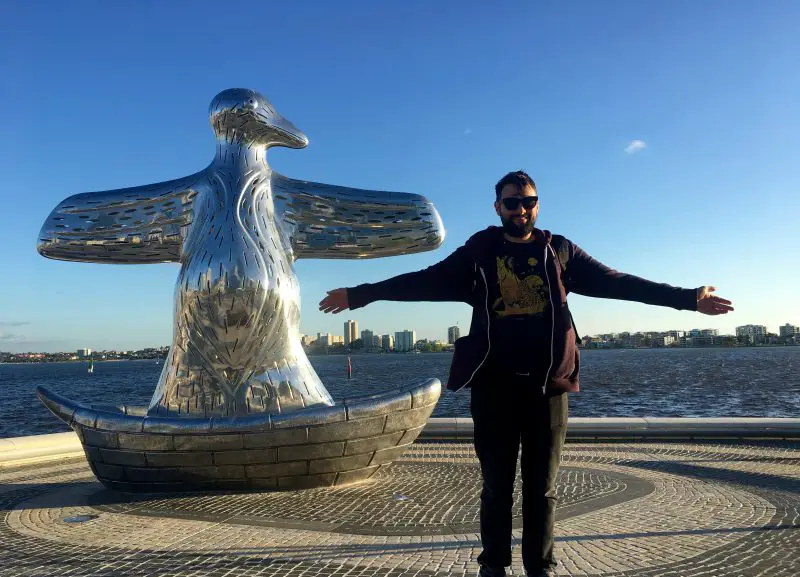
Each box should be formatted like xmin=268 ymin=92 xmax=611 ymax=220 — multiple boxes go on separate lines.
xmin=1 ymin=347 xmax=798 ymax=438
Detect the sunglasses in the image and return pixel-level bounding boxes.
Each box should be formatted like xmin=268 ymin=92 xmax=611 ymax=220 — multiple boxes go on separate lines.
xmin=500 ymin=196 xmax=538 ymax=211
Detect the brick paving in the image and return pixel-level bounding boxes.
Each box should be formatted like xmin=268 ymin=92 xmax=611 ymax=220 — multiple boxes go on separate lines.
xmin=0 ymin=439 xmax=797 ymax=576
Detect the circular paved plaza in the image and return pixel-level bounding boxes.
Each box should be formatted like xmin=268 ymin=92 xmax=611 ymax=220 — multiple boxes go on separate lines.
xmin=0 ymin=440 xmax=797 ymax=576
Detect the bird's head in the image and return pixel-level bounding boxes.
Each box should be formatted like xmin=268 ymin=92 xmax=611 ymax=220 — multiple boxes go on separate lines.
xmin=209 ymin=89 xmax=308 ymax=149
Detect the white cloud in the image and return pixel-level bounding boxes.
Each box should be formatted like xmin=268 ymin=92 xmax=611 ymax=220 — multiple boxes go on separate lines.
xmin=624 ymin=140 xmax=647 ymax=154
xmin=463 ymin=128 xmax=472 ymax=136
xmin=0 ymin=321 xmax=30 ymax=327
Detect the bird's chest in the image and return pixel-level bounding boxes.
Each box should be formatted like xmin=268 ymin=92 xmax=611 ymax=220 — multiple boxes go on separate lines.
xmin=184 ymin=190 xmax=291 ymax=293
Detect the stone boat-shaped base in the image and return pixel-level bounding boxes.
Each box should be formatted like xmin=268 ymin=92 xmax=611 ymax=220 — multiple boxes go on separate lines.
xmin=36 ymin=379 xmax=440 ymax=492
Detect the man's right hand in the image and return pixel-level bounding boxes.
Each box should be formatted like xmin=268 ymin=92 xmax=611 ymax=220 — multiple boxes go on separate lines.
xmin=319 ymin=288 xmax=350 ymax=314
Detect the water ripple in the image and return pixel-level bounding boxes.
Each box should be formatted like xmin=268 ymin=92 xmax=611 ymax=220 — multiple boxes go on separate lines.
xmin=1 ymin=347 xmax=798 ymax=438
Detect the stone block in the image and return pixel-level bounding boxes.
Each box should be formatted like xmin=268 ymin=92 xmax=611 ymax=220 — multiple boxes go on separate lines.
xmin=83 ymin=445 xmax=103 ymax=462
xmin=411 ymin=379 xmax=441 ymax=408
xmin=98 ymin=449 xmax=147 ymax=467
xmin=202 ymin=479 xmax=250 ymax=491
xmin=344 ymin=431 xmax=404 ymax=456
xmin=142 ymin=417 xmax=212 ymax=434
xmin=384 ymin=405 xmax=435 ymax=434
xmin=82 ymin=429 xmax=119 ymax=449
xmin=38 ymin=390 xmax=75 ymax=425
xmin=72 ymin=408 xmax=97 ymax=428
xmin=92 ymin=462 xmax=125 ymax=481
xmin=178 ymin=465 xmax=245 ymax=481
xmin=346 ymin=391 xmax=412 ymax=419
xmin=246 ymin=461 xmax=308 ymax=478
xmin=243 ymin=428 xmax=308 ymax=448
xmin=278 ymin=473 xmax=336 ymax=489
xmin=123 ymin=405 xmax=148 ymax=416
xmin=335 ymin=465 xmax=380 ymax=486
xmin=90 ymin=404 xmax=124 ymax=414
xmin=399 ymin=424 xmax=426 ymax=445
xmin=308 ymin=453 xmax=373 ymax=475
xmin=173 ymin=434 xmax=243 ymax=451
xmin=248 ymin=477 xmax=278 ymax=489
xmin=146 ymin=451 xmax=213 ymax=467
xmin=211 ymin=414 xmax=272 ymax=433
xmin=272 ymin=405 xmax=347 ymax=428
xmin=213 ymin=449 xmax=277 ymax=465
xmin=278 ymin=441 xmax=344 ymax=462
xmin=370 ymin=443 xmax=412 ymax=466
xmin=118 ymin=433 xmax=174 ymax=451
xmin=307 ymin=415 xmax=386 ymax=444
xmin=94 ymin=412 xmax=144 ymax=433
xmin=124 ymin=467 xmax=183 ymax=483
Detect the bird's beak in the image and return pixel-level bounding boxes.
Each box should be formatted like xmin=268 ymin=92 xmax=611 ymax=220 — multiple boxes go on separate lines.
xmin=271 ymin=114 xmax=309 ymax=149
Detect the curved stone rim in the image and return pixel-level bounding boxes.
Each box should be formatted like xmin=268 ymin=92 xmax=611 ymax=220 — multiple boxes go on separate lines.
xmin=36 ymin=379 xmax=441 ymax=492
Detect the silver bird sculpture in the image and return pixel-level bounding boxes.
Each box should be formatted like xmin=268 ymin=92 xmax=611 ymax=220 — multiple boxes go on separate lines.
xmin=38 ymin=88 xmax=445 ymax=419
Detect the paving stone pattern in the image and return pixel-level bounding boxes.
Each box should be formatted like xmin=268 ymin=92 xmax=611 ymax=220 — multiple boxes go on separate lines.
xmin=0 ymin=439 xmax=797 ymax=576
xmin=88 ymin=463 xmax=633 ymax=535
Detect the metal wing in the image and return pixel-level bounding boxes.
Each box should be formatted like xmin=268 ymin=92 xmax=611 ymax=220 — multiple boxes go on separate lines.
xmin=271 ymin=173 xmax=445 ymax=260
xmin=37 ymin=172 xmax=208 ymax=264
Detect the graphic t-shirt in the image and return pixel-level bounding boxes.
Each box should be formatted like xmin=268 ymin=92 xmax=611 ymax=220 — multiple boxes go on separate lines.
xmin=488 ymin=239 xmax=553 ymax=378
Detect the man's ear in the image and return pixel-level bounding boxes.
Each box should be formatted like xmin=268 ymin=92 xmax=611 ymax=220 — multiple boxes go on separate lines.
xmin=494 ymin=200 xmax=501 ymax=216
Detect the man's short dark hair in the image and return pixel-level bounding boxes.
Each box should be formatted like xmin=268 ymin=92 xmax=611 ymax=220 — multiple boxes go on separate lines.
xmin=495 ymin=170 xmax=537 ymax=200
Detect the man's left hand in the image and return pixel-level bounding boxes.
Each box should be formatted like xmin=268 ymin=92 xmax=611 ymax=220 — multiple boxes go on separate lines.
xmin=696 ymin=286 xmax=734 ymax=315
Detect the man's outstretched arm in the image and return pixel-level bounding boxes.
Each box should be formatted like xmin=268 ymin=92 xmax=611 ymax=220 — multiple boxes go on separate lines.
xmin=562 ymin=241 xmax=733 ymax=315
xmin=319 ymin=244 xmax=474 ymax=314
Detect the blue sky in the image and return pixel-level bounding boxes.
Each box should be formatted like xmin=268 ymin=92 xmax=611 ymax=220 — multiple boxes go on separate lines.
xmin=0 ymin=0 xmax=798 ymax=352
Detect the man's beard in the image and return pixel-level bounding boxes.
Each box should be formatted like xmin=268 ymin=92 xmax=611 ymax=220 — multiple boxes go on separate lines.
xmin=501 ymin=214 xmax=535 ymax=237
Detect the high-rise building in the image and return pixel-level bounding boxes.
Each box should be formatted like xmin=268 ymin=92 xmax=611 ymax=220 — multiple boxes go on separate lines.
xmin=77 ymin=348 xmax=92 ymax=358
xmin=447 ymin=326 xmax=460 ymax=344
xmin=316 ymin=332 xmax=333 ymax=346
xmin=736 ymin=324 xmax=767 ymax=344
xmin=394 ymin=330 xmax=417 ymax=352
xmin=361 ymin=329 xmax=376 ymax=349
xmin=344 ymin=320 xmax=359 ymax=346
xmin=381 ymin=334 xmax=394 ymax=351
xmin=779 ymin=324 xmax=799 ymax=337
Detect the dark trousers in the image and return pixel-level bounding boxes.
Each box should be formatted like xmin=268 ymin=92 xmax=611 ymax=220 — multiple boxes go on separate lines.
xmin=470 ymin=378 xmax=568 ymax=574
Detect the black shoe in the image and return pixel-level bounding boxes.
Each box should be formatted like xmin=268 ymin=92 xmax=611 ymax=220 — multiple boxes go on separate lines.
xmin=477 ymin=566 xmax=506 ymax=577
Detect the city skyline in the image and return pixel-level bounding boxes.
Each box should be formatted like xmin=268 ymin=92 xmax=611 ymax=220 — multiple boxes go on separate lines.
xmin=304 ymin=321 xmax=798 ymax=344
xmin=2 ymin=320 xmax=798 ymax=354
xmin=1 ymin=2 xmax=798 ymax=353
xmin=4 ymin=319 xmax=797 ymax=357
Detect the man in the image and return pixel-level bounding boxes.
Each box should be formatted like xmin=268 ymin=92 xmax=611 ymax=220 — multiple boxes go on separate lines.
xmin=319 ymin=170 xmax=733 ymax=577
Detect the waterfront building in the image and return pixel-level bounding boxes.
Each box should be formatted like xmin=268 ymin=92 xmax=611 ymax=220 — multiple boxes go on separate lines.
xmin=361 ymin=329 xmax=378 ymax=349
xmin=736 ymin=324 xmax=768 ymax=344
xmin=381 ymin=334 xmax=394 ymax=351
xmin=447 ymin=325 xmax=460 ymax=344
xmin=394 ymin=330 xmax=417 ymax=352
xmin=344 ymin=320 xmax=358 ymax=346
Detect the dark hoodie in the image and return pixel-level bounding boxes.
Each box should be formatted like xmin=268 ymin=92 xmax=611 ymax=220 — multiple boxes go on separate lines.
xmin=347 ymin=226 xmax=698 ymax=394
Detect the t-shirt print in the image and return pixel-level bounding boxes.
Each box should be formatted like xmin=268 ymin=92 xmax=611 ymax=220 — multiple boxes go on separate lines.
xmin=493 ymin=254 xmax=550 ymax=317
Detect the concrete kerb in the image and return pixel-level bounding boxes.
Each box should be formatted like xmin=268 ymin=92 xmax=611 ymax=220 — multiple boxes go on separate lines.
xmin=3 ymin=417 xmax=800 ymax=467
xmin=0 ymin=432 xmax=84 ymax=467
xmin=420 ymin=417 xmax=800 ymax=440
